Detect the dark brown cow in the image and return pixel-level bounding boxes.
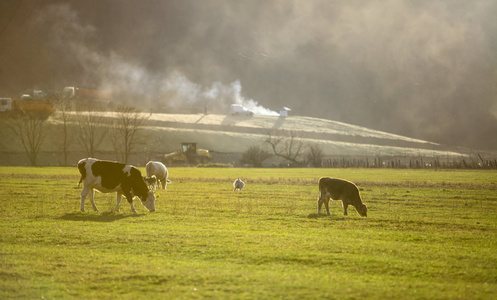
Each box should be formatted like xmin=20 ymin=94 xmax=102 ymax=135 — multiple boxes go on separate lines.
xmin=318 ymin=177 xmax=367 ymax=217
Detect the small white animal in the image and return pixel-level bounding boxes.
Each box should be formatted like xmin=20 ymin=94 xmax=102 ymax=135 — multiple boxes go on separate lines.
xmin=233 ymin=178 xmax=245 ymax=191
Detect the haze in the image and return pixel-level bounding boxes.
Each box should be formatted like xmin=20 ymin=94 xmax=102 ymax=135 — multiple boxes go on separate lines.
xmin=1 ymin=0 xmax=496 ymax=149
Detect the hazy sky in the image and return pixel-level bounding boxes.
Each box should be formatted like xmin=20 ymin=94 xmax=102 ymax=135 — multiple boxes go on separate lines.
xmin=1 ymin=0 xmax=496 ymax=149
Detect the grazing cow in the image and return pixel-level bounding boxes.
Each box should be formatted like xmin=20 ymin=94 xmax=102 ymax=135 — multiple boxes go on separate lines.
xmin=77 ymin=158 xmax=156 ymax=213
xmin=233 ymin=178 xmax=245 ymax=191
xmin=145 ymin=161 xmax=171 ymax=190
xmin=317 ymin=177 xmax=367 ymax=217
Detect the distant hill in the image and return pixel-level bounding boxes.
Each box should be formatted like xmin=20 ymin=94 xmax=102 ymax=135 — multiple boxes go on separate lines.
xmin=137 ymin=113 xmax=466 ymax=157
xmin=0 ymin=112 xmax=486 ymax=166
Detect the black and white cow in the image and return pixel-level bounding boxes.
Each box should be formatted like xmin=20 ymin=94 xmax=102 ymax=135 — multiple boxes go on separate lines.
xmin=144 ymin=175 xmax=157 ymax=189
xmin=145 ymin=161 xmax=170 ymax=190
xmin=77 ymin=158 xmax=156 ymax=213
xmin=318 ymin=177 xmax=367 ymax=217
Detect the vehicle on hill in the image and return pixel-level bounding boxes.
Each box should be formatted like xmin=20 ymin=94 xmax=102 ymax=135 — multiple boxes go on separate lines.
xmin=0 ymin=98 xmax=12 ymax=112
xmin=63 ymin=86 xmax=112 ymax=109
xmin=230 ymin=104 xmax=253 ymax=116
xmin=0 ymin=90 xmax=55 ymax=119
xmin=163 ymin=143 xmax=212 ymax=165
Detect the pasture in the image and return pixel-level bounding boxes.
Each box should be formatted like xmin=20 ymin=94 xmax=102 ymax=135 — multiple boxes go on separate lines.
xmin=0 ymin=167 xmax=496 ymax=299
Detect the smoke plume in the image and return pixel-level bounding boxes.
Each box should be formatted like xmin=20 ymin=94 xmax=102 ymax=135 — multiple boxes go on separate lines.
xmin=160 ymin=73 xmax=279 ymax=115
xmin=1 ymin=0 xmax=496 ymax=148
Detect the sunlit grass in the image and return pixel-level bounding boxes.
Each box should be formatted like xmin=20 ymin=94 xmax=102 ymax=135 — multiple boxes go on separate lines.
xmin=0 ymin=167 xmax=496 ymax=299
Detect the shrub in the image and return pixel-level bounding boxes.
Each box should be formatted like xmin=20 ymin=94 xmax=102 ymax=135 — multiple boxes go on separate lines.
xmin=240 ymin=145 xmax=271 ymax=167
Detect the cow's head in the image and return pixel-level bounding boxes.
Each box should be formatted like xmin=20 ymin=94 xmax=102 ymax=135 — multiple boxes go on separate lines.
xmin=356 ymin=204 xmax=367 ymax=217
xmin=140 ymin=190 xmax=156 ymax=212
xmin=144 ymin=175 xmax=157 ymax=189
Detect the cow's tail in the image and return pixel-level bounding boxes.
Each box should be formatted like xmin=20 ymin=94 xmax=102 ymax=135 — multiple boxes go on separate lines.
xmin=318 ymin=178 xmax=324 ymax=201
xmin=77 ymin=160 xmax=87 ymax=187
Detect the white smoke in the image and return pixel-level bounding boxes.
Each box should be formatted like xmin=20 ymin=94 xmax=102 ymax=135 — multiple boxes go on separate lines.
xmin=160 ymin=71 xmax=279 ymax=116
xmin=37 ymin=4 xmax=278 ymax=116
xmin=84 ymin=52 xmax=279 ymax=116
xmin=203 ymin=80 xmax=280 ymax=116
xmin=223 ymin=80 xmax=280 ymax=116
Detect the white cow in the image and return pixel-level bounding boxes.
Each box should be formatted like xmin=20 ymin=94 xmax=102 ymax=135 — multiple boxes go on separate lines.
xmin=145 ymin=161 xmax=171 ymax=190
xmin=233 ymin=178 xmax=245 ymax=191
xmin=77 ymin=158 xmax=156 ymax=213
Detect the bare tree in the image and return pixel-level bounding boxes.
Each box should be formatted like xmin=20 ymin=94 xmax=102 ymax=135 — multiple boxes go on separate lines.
xmin=5 ymin=114 xmax=50 ymax=166
xmin=52 ymin=91 xmax=73 ymax=166
xmin=111 ymin=106 xmax=148 ymax=163
xmin=306 ymin=143 xmax=324 ymax=167
xmin=240 ymin=145 xmax=272 ymax=167
xmin=76 ymin=106 xmax=108 ymax=158
xmin=265 ymin=130 xmax=306 ymax=166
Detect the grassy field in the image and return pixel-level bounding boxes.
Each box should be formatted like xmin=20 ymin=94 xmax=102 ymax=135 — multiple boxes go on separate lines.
xmin=0 ymin=167 xmax=496 ymax=299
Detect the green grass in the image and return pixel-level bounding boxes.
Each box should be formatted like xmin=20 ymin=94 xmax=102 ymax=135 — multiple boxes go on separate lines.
xmin=0 ymin=167 xmax=496 ymax=299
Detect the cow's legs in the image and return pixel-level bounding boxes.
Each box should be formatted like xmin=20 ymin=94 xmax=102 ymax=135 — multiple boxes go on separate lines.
xmin=324 ymin=197 xmax=331 ymax=215
xmin=317 ymin=189 xmax=324 ymax=214
xmin=115 ymin=193 xmax=137 ymax=213
xmin=317 ymin=196 xmax=331 ymax=215
xmin=88 ymin=188 xmax=99 ymax=212
xmin=115 ymin=193 xmax=122 ymax=212
xmin=342 ymin=202 xmax=349 ymax=216
xmin=80 ymin=186 xmax=90 ymax=212
xmin=317 ymin=198 xmax=323 ymax=214
xmin=81 ymin=186 xmax=99 ymax=212
xmin=128 ymin=199 xmax=137 ymax=214
xmin=123 ymin=193 xmax=137 ymax=213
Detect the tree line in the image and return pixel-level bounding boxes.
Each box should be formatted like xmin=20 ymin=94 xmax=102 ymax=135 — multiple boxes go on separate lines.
xmin=2 ymin=93 xmax=147 ymax=166
xmin=239 ymin=131 xmax=497 ymax=169
xmin=3 ymin=94 xmax=495 ymax=169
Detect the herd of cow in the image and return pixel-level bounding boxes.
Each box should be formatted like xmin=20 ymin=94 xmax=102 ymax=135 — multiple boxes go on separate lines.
xmin=77 ymin=158 xmax=367 ymax=217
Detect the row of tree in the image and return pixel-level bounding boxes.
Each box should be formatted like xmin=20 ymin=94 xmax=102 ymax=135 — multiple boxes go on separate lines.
xmin=240 ymin=131 xmax=324 ymax=167
xmin=3 ymin=95 xmax=147 ymax=166
xmin=3 ymin=95 xmax=494 ymax=168
xmin=238 ymin=131 xmax=497 ymax=169
xmin=321 ymin=157 xmax=497 ymax=169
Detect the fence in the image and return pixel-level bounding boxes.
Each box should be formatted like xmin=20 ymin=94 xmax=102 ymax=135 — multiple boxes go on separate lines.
xmin=322 ymin=155 xmax=497 ymax=169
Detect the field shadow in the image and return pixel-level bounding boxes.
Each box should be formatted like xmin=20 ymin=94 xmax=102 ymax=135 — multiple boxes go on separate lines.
xmin=195 ymin=115 xmax=206 ymax=124
xmin=271 ymin=116 xmax=286 ymax=130
xmin=221 ymin=114 xmax=253 ymax=125
xmin=57 ymin=212 xmax=145 ymax=222
xmin=306 ymin=213 xmax=347 ymax=221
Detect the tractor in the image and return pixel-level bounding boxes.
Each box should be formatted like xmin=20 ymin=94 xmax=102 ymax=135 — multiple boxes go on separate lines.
xmin=0 ymin=90 xmax=55 ymax=119
xmin=163 ymin=143 xmax=212 ymax=165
